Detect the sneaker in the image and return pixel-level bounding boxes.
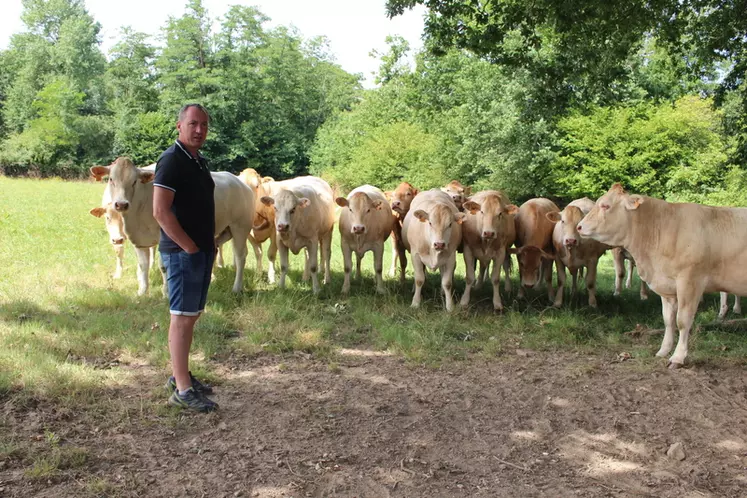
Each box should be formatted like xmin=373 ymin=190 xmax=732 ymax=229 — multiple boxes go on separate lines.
xmin=165 ymin=371 xmax=214 ymax=395
xmin=168 ymin=388 xmax=218 ymax=413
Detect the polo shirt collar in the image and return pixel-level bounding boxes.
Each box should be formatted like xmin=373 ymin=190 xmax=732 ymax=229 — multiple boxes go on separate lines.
xmin=175 ymin=139 xmax=205 ymax=162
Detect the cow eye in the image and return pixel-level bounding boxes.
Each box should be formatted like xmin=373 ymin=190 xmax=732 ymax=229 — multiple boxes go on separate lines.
xmin=561 ymin=220 xmax=565 ymax=224
xmin=367 ymin=208 xmax=371 ymax=213
xmin=290 ymin=208 xmax=296 ymax=214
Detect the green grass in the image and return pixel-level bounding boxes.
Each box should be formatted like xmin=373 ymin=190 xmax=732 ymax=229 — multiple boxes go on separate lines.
xmin=1 ymin=176 xmax=746 ymax=400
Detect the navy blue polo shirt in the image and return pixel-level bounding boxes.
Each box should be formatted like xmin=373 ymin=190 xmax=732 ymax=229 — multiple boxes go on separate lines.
xmin=154 ymin=140 xmax=216 ymax=253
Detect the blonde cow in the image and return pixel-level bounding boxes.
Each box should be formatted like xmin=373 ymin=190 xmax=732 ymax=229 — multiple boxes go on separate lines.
xmin=387 ymin=182 xmax=419 ymax=281
xmin=511 ymin=198 xmax=560 ymax=302
xmin=547 ymin=197 xmax=609 ymax=308
xmin=91 ymin=157 xmax=257 ymax=295
xmin=236 ymin=168 xmax=278 ymax=281
xmin=260 ymin=176 xmax=335 ymax=294
xmin=577 ymin=183 xmax=747 ymax=367
xmin=402 ymin=189 xmax=466 ymax=312
xmin=459 ymin=190 xmax=518 ymax=311
xmin=336 ymin=185 xmax=395 ymax=294
xmin=441 ymin=180 xmax=471 ymax=211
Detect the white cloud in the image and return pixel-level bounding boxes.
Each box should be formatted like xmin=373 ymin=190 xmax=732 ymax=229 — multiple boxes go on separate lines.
xmin=0 ymin=0 xmax=426 ymax=88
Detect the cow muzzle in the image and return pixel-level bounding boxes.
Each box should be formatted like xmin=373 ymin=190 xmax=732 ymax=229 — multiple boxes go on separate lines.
xmin=564 ymin=237 xmax=578 ymax=247
xmin=352 ymin=225 xmax=366 ymax=235
xmin=433 ymin=241 xmax=446 ymax=251
xmin=276 ymin=223 xmax=289 ymax=233
xmin=114 ymin=201 xmax=129 ymax=212
xmin=482 ymin=230 xmax=496 ymax=240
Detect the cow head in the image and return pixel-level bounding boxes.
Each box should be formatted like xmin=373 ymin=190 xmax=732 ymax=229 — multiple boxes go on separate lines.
xmin=261 ymin=190 xmax=309 ymax=237
xmin=510 ymin=246 xmax=554 ymax=288
xmin=90 ymin=157 xmax=154 ymax=213
xmin=413 ymin=204 xmax=466 ymax=252
xmin=89 ymin=204 xmax=126 ymax=246
xmin=238 ymin=168 xmax=262 ymax=196
xmin=390 ymin=182 xmax=419 ymax=215
xmin=547 ymin=206 xmax=584 ymax=247
xmin=441 ymin=180 xmax=471 ymax=210
xmin=577 ymin=183 xmax=643 ymax=247
xmin=463 ymin=195 xmax=518 ymax=241
xmin=336 ymin=192 xmax=385 ymax=235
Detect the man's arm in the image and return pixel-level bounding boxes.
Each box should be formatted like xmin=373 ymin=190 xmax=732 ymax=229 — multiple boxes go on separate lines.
xmin=153 ymin=186 xmax=199 ymax=254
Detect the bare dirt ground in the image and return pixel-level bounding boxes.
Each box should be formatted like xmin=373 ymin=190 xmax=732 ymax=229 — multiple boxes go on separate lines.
xmin=2 ymin=350 xmax=747 ymax=497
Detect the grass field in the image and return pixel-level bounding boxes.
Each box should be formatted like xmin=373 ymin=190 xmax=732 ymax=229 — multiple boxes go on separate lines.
xmin=2 ymin=176 xmax=747 ymax=496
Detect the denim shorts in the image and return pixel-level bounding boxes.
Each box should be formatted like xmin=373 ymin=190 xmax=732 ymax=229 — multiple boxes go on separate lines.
xmin=160 ymin=250 xmax=215 ymax=316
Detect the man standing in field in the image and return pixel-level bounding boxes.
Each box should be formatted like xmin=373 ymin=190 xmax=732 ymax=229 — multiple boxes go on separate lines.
xmin=153 ymin=104 xmax=218 ymax=413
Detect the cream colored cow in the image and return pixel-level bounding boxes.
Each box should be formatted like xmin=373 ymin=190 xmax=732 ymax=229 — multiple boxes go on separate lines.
xmin=512 ymin=198 xmax=559 ymax=302
xmin=260 ymin=176 xmax=335 ymax=294
xmin=336 ymin=185 xmax=395 ymax=294
xmin=386 ymin=181 xmax=419 ymax=281
xmin=237 ymin=168 xmax=278 ymax=281
xmin=547 ymin=198 xmax=609 ymax=308
xmin=459 ymin=190 xmax=517 ymax=311
xmin=402 ymin=189 xmax=466 ymax=312
xmin=577 ymin=183 xmax=747 ymax=367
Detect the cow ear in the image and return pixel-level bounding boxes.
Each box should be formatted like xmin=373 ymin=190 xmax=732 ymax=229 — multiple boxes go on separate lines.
xmin=546 ymin=211 xmax=561 ymax=223
xmin=90 ymin=166 xmax=110 ymax=181
xmin=464 ymin=186 xmax=472 ymax=196
xmin=412 ymin=188 xmax=419 ymax=196
xmin=139 ymin=170 xmax=155 ymax=184
xmin=625 ymin=195 xmax=643 ymax=211
xmin=373 ymin=199 xmax=385 ymax=210
xmin=384 ymin=191 xmax=392 ymax=202
xmin=504 ymin=204 xmax=519 ymax=216
xmin=413 ymin=209 xmax=429 ymax=222
xmin=610 ymin=183 xmax=625 ymax=194
xmin=298 ymin=198 xmax=311 ymax=209
xmin=463 ymin=201 xmax=480 ymax=214
xmin=455 ymin=212 xmax=467 ymax=225
xmin=335 ymin=197 xmax=348 ymax=208
xmin=261 ymin=196 xmax=274 ymax=206
xmin=262 ymin=176 xmax=274 ymax=183
xmin=89 ymin=207 xmax=105 ymax=218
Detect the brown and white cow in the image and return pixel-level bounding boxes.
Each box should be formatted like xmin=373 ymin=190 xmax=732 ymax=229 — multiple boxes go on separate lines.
xmin=402 ymin=189 xmax=466 ymax=311
xmin=511 ymin=198 xmax=560 ymax=302
xmin=260 ymin=176 xmax=335 ymax=294
xmin=459 ymin=190 xmax=517 ymax=311
xmin=577 ymin=183 xmax=747 ymax=367
xmin=91 ymin=158 xmax=257 ymax=295
xmin=612 ymin=247 xmax=650 ymax=300
xmin=387 ymin=181 xmax=419 ymax=280
xmin=336 ymin=185 xmax=395 ymax=294
xmin=547 ymin=197 xmax=609 ymax=307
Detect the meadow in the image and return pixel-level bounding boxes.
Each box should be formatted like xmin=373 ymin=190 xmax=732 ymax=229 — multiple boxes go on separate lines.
xmin=1 ymin=176 xmax=747 ymax=497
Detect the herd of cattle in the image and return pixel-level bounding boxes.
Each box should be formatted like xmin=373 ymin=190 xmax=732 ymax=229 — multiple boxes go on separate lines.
xmin=87 ymin=157 xmax=747 ymax=368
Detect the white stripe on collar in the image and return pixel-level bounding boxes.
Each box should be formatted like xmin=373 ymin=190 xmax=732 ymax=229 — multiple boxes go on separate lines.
xmin=175 ymin=140 xmax=205 ymax=161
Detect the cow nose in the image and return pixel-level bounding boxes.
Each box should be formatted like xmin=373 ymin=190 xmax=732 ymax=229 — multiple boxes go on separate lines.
xmin=114 ymin=201 xmax=129 ymax=211
xmin=277 ymin=223 xmax=289 ymax=232
xmin=352 ymin=225 xmax=365 ymax=234
xmin=482 ymin=230 xmax=496 ymax=239
xmin=565 ymin=238 xmax=577 ymax=246
xmin=433 ymin=241 xmax=446 ymax=251
xmin=391 ymin=201 xmax=401 ymax=208
xmin=112 ymin=238 xmax=124 ymax=245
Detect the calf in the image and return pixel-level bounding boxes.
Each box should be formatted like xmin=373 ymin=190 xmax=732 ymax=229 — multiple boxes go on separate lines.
xmin=402 ymin=189 xmax=466 ymax=311
xmin=547 ymin=198 xmax=608 ymax=307
xmin=459 ymin=190 xmax=517 ymax=311
xmin=512 ymin=198 xmax=559 ymax=302
xmin=577 ymin=183 xmax=747 ymax=367
xmin=260 ymin=176 xmax=335 ymax=294
xmin=336 ymin=185 xmax=395 ymax=294
xmin=387 ymin=182 xmax=419 ymax=280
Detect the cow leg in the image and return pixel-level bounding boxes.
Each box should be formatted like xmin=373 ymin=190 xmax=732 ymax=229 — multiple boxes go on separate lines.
xmin=460 ymin=246 xmax=476 ymax=307
xmin=613 ymin=249 xmax=624 ymax=296
xmin=585 ymin=258 xmax=599 ymax=308
xmin=640 ymin=280 xmax=650 ymax=301
xmin=113 ymin=244 xmax=125 ymax=279
xmin=215 ymin=244 xmax=224 ymax=268
xmin=411 ymin=254 xmax=425 ymax=308
xmin=355 ymin=252 xmax=362 ymax=280
xmin=626 ymin=259 xmax=634 ymax=289
xmin=543 ymin=258 xmax=554 ymax=303
xmin=669 ymin=282 xmax=704 ymax=367
xmin=302 ymin=247 xmax=311 ymax=282
xmin=442 ymin=252 xmax=457 ymax=312
xmin=395 ymin=233 xmax=407 ymax=285
xmin=247 ymin=232 xmax=263 ymax=277
xmin=341 ymin=239 xmax=353 ymax=294
xmin=570 ymin=267 xmax=579 ymax=300
xmin=278 ymin=242 xmax=289 ymax=289
xmin=308 ymin=239 xmax=321 ymax=294
xmin=492 ymin=249 xmax=507 ymax=311
xmin=229 ymin=226 xmax=249 ymax=293
xmin=553 ymin=258 xmax=566 ymax=308
xmin=734 ymin=295 xmax=741 ymax=314
xmin=578 ymin=266 xmax=584 ymax=281
xmin=134 ymin=247 xmax=151 ymax=296
xmin=323 ymin=230 xmax=333 ymax=285
xmin=388 ymin=235 xmax=398 ymax=278
xmin=267 ymin=232 xmax=277 ymax=284
xmin=656 ymin=295 xmax=678 ymax=359
xmin=719 ymin=292 xmax=729 ymax=320
xmin=502 ymin=255 xmax=512 ymax=294
xmin=373 ymin=242 xmax=385 ymax=294
xmin=149 ymin=246 xmax=156 ymax=272
xmin=158 ymin=250 xmax=168 ymax=298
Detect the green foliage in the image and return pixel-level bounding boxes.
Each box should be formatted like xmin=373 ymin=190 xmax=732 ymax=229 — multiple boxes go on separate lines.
xmin=112 ymin=112 xmax=174 ymax=165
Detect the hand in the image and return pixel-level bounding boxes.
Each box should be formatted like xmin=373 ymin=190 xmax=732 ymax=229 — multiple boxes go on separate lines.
xmin=185 ymin=245 xmax=200 ymax=255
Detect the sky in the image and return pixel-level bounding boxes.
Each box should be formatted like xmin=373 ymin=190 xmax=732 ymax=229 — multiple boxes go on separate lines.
xmin=0 ymin=0 xmax=426 ymax=88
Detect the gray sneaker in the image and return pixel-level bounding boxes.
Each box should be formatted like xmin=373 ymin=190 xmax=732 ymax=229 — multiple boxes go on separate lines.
xmin=168 ymin=388 xmax=218 ymax=413
xmin=165 ymin=371 xmax=214 ymax=395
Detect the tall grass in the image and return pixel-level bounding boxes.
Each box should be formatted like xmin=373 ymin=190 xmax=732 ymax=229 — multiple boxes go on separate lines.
xmin=1 ymin=176 xmax=744 ymax=398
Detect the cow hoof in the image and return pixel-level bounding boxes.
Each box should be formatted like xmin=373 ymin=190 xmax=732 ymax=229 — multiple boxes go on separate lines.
xmin=668 ymin=361 xmax=683 ymax=370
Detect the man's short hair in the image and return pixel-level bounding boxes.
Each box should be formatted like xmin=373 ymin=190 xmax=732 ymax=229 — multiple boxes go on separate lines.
xmin=178 ymin=103 xmax=210 ymax=123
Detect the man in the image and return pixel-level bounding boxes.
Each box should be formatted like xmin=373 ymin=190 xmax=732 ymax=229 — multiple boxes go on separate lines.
xmin=153 ymin=103 xmax=218 ymax=413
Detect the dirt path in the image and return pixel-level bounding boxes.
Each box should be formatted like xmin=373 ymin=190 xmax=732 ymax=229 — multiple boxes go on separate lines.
xmin=3 ymin=351 xmax=747 ymax=497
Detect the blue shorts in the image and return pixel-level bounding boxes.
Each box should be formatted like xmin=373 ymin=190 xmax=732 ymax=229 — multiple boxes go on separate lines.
xmin=161 ymin=250 xmax=215 ymax=316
